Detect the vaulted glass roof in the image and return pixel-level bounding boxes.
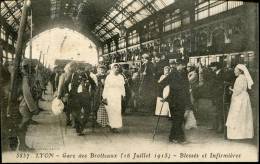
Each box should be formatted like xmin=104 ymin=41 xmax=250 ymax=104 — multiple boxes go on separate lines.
xmin=94 ymin=0 xmax=175 ymax=41
xmin=1 ymin=0 xmax=29 ymax=32
xmin=0 ymin=0 xmax=176 ymax=43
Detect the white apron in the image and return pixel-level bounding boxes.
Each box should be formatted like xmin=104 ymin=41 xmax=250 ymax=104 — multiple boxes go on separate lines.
xmin=155 ymin=75 xmax=171 ymax=117
xmin=226 ymin=75 xmax=254 ymax=139
xmin=103 ymin=73 xmax=125 ymax=128
xmin=155 ymin=97 xmax=171 ymax=117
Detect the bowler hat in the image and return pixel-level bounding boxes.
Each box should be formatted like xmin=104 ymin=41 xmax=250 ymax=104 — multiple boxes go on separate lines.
xmin=176 ymin=59 xmax=186 ymax=65
xmin=209 ymin=62 xmax=221 ymax=68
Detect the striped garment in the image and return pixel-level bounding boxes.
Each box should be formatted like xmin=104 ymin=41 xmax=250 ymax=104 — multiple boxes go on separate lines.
xmin=96 ymin=104 xmax=109 ymax=127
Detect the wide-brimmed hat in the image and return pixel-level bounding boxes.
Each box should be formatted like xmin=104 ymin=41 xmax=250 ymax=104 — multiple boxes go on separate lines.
xmin=97 ymin=64 xmax=107 ymax=69
xmin=187 ymin=63 xmax=194 ymax=67
xmin=169 ymin=59 xmax=176 ymax=64
xmin=142 ymin=53 xmax=150 ymax=59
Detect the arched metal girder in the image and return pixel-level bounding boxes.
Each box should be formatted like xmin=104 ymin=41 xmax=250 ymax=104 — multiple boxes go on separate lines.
xmin=114 ymin=5 xmax=137 ymax=25
xmin=95 ymin=0 xmax=135 ymax=34
xmin=2 ymin=1 xmax=30 ymax=32
xmin=102 ymin=26 xmax=114 ymax=38
xmin=105 ymin=14 xmax=120 ymax=27
xmin=137 ymin=0 xmax=157 ymax=14
xmin=98 ymin=0 xmax=157 ymax=39
xmin=95 ymin=26 xmax=114 ymax=41
xmin=2 ymin=1 xmax=21 ymax=28
xmin=15 ymin=0 xmax=23 ymax=13
xmin=99 ymin=0 xmax=122 ymax=29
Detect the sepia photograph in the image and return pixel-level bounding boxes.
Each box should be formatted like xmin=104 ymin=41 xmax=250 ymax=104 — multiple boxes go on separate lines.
xmin=0 ymin=0 xmax=259 ymax=162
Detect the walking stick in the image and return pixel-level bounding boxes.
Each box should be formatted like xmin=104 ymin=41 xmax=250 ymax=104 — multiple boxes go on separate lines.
xmin=223 ymin=82 xmax=230 ymax=140
xmin=58 ymin=115 xmax=65 ymax=146
xmin=153 ymin=100 xmax=165 ymax=141
xmin=92 ymin=95 xmax=96 ymax=133
xmin=152 ymin=85 xmax=170 ymax=141
xmin=222 ymin=85 xmax=226 ymax=139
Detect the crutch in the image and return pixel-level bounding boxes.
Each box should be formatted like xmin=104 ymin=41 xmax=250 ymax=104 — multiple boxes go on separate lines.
xmin=152 ymin=85 xmax=170 ymax=140
xmin=152 ymin=99 xmax=165 ymax=141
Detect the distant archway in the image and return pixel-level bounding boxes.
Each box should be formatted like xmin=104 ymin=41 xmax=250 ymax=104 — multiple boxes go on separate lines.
xmin=212 ymin=29 xmax=225 ymax=53
xmin=24 ymin=27 xmax=98 ymax=69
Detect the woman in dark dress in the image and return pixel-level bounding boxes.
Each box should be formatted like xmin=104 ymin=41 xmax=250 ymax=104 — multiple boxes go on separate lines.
xmin=96 ymin=65 xmax=109 ymax=127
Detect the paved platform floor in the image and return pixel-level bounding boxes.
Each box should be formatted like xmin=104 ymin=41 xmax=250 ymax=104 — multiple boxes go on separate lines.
xmin=2 ymin=83 xmax=258 ymax=162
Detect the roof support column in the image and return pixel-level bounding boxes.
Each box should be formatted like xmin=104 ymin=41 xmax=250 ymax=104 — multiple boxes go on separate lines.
xmin=6 ymin=0 xmax=31 ymax=137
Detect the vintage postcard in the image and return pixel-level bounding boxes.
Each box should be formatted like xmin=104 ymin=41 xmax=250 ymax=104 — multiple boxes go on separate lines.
xmin=0 ymin=0 xmax=259 ymax=162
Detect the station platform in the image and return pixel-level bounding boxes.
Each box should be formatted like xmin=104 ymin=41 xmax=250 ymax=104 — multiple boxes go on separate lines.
xmin=2 ymin=83 xmax=258 ymax=162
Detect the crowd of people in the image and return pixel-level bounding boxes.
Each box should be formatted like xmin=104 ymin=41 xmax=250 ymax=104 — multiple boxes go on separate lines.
xmin=1 ymin=60 xmax=52 ymax=150
xmin=51 ymin=51 xmax=255 ymax=143
xmin=0 ymin=50 xmax=255 ymax=150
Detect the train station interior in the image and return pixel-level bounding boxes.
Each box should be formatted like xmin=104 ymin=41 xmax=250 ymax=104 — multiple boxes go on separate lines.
xmin=0 ymin=0 xmax=259 ymax=162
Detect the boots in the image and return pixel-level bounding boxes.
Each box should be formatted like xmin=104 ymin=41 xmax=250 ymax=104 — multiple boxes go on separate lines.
xmin=216 ymin=120 xmax=224 ymax=133
xmin=110 ymin=127 xmax=120 ymax=133
xmin=17 ymin=130 xmax=34 ymax=151
xmin=29 ymin=119 xmax=39 ymax=125
xmin=8 ymin=136 xmax=19 ymax=151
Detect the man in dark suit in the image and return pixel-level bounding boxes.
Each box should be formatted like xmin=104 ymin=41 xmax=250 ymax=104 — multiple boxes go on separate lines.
xmin=162 ymin=59 xmax=191 ymax=144
xmin=209 ymin=62 xmax=225 ymax=133
xmin=139 ymin=53 xmax=156 ymax=113
xmin=153 ymin=52 xmax=168 ymax=81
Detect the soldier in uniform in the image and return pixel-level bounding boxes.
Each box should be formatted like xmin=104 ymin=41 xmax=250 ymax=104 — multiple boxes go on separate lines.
xmin=50 ymin=66 xmax=57 ymax=93
xmin=1 ymin=63 xmax=12 ymax=150
xmin=56 ymin=62 xmax=78 ymax=126
xmin=74 ymin=71 xmax=96 ymax=135
xmin=33 ymin=65 xmax=45 ymax=101
xmin=18 ymin=59 xmax=40 ymax=150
